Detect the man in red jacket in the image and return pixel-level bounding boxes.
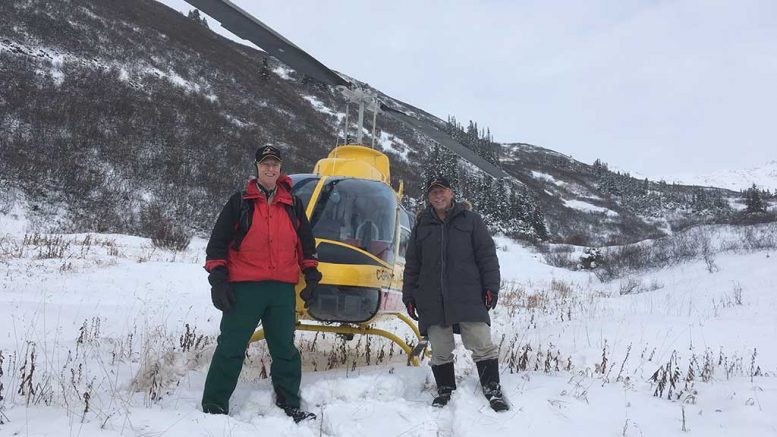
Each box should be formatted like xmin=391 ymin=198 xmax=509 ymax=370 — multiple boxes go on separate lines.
xmin=201 ymin=145 xmax=321 ymax=423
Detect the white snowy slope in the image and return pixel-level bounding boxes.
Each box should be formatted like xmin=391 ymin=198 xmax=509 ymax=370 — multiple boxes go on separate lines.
xmin=0 ymin=212 xmax=775 ymax=436
xmin=656 ymin=160 xmax=777 ymax=191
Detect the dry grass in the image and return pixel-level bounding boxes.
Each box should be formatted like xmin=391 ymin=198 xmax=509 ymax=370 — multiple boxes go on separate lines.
xmin=0 ymin=232 xmax=200 ymax=271
xmin=498 ymin=278 xmax=589 ymax=320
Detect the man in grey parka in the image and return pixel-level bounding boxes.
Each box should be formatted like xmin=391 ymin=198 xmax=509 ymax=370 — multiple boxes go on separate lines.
xmin=402 ymin=176 xmax=508 ymax=412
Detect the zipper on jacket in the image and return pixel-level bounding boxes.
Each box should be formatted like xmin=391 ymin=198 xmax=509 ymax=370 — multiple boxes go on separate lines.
xmin=440 ymin=217 xmax=447 ymax=325
xmin=262 ymin=195 xmax=275 ymax=270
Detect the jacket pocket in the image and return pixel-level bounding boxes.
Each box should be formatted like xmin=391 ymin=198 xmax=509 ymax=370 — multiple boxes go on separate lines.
xmin=416 ymin=227 xmax=434 ymax=242
xmin=450 ymin=221 xmax=474 ymax=255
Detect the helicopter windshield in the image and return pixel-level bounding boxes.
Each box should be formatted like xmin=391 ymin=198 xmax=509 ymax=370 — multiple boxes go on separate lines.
xmin=309 ymin=178 xmax=397 ymax=263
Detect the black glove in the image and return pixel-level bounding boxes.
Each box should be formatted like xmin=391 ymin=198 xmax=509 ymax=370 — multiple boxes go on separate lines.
xmin=403 ymin=296 xmax=418 ymax=321
xmin=208 ymin=267 xmax=235 ymax=312
xmin=483 ymin=289 xmax=498 ymax=310
xmin=300 ymin=267 xmax=322 ymax=308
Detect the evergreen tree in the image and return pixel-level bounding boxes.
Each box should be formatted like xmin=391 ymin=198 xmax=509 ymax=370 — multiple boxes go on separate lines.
xmin=592 ymin=158 xmax=609 ymax=175
xmin=187 ymin=9 xmax=210 ymax=28
xmin=744 ymin=183 xmax=766 ymax=213
xmin=476 ymin=175 xmax=496 ymax=225
xmin=259 ymin=57 xmax=271 ymax=81
xmin=530 ymin=206 xmax=549 ymax=240
xmin=493 ymin=181 xmax=511 ymax=233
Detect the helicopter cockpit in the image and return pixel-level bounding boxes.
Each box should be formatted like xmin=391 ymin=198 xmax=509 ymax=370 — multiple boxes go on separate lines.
xmin=290 ymin=174 xmax=397 ymax=264
xmin=289 ymin=174 xmax=400 ymax=323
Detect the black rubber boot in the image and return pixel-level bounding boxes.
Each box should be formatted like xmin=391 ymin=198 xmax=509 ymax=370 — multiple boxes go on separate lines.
xmin=431 ymin=362 xmax=457 ymax=407
xmin=282 ymin=406 xmax=317 ymax=423
xmin=202 ymin=403 xmax=228 ymax=415
xmin=475 ymin=359 xmax=510 ymax=412
xmin=275 ymin=391 xmax=317 ymax=423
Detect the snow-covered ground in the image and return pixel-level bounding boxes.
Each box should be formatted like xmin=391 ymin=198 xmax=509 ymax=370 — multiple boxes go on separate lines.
xmin=563 ymin=199 xmax=619 ymax=217
xmin=0 ymin=213 xmax=775 ymax=436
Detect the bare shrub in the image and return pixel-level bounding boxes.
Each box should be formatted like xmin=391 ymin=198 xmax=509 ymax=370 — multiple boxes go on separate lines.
xmin=703 ymin=251 xmax=718 ymax=273
xmin=151 ymin=221 xmax=192 ymax=251
xmin=597 ymin=223 xmax=776 ymax=280
xmin=646 ymin=345 xmax=767 ymax=407
xmin=502 ymin=338 xmax=571 ymax=375
xmin=550 ymin=279 xmax=573 ymax=299
xmin=650 ymin=350 xmax=682 ymax=400
xmin=619 ymin=277 xmax=643 ymax=295
xmin=595 ymin=340 xmax=609 ymax=375
xmin=699 ymin=230 xmax=719 ymax=273
xmin=666 ymin=231 xmax=700 ymax=263
xmin=498 ymin=280 xmax=526 ymax=317
xmin=565 ymin=233 xmax=589 ymax=246
xmin=740 ymin=225 xmax=777 ymax=251
xmin=732 ymin=283 xmax=743 ymax=306
xmin=595 ymin=244 xmax=650 ymax=281
xmin=526 ymin=293 xmax=545 ymax=309
xmin=179 ymin=323 xmax=211 ymax=353
xmin=0 ymin=234 xmax=23 ymax=259
xmin=729 ymin=210 xmax=777 ymax=226
xmin=543 ymin=250 xmax=576 ymax=269
xmin=142 ymin=203 xmax=193 ymax=251
xmin=22 ymin=233 xmax=71 ymax=259
xmin=749 ymin=348 xmax=762 ymax=383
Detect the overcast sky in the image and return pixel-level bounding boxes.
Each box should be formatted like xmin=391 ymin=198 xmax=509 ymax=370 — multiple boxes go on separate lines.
xmin=159 ymin=0 xmax=776 ymax=178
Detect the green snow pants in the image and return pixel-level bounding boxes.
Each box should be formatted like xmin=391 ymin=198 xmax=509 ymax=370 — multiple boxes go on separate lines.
xmin=201 ymin=281 xmax=301 ymax=414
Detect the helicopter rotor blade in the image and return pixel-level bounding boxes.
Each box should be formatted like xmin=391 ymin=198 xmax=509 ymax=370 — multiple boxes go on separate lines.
xmin=185 ymin=0 xmax=505 ymax=179
xmin=381 ymin=105 xmax=507 ymax=179
xmin=184 ymin=0 xmax=349 ymax=87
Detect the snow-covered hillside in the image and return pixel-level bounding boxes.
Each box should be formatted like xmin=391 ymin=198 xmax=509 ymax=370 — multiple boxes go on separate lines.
xmin=657 ymin=161 xmax=777 ymax=191
xmin=0 ymin=213 xmax=775 ymax=436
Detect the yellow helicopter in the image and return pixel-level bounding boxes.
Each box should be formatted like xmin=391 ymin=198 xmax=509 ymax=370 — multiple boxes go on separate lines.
xmin=249 ymin=144 xmax=427 ymax=364
xmin=184 ymin=0 xmax=507 ymax=366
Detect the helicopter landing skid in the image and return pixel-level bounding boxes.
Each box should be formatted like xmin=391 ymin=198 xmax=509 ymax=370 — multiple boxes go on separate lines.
xmin=250 ymin=316 xmax=429 ymax=366
xmin=410 ymin=338 xmax=429 ymax=358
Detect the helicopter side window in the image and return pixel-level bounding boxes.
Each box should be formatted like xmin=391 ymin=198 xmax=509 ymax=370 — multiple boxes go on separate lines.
xmin=398 ymin=227 xmax=411 ymax=259
xmin=397 ymin=206 xmax=413 ymax=259
xmin=289 ymin=174 xmax=319 ymax=210
xmin=309 ymin=178 xmax=397 ymax=263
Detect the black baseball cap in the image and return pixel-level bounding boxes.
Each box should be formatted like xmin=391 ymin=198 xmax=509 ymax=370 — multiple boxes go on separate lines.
xmin=426 ymin=176 xmax=452 ymax=193
xmin=255 ymin=145 xmax=282 ymax=163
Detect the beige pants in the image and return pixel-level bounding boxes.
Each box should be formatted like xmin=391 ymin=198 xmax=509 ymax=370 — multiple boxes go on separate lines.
xmin=427 ymin=322 xmax=498 ymax=366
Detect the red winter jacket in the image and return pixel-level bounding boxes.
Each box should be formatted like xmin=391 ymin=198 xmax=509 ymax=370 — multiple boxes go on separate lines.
xmin=204 ymin=175 xmax=318 ymax=283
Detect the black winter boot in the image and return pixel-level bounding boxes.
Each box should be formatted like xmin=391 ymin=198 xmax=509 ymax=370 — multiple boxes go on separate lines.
xmin=275 ymin=391 xmax=317 ymax=423
xmin=431 ymin=362 xmax=456 ymax=407
xmin=475 ymin=359 xmax=510 ymax=412
xmin=282 ymin=406 xmax=317 ymax=423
